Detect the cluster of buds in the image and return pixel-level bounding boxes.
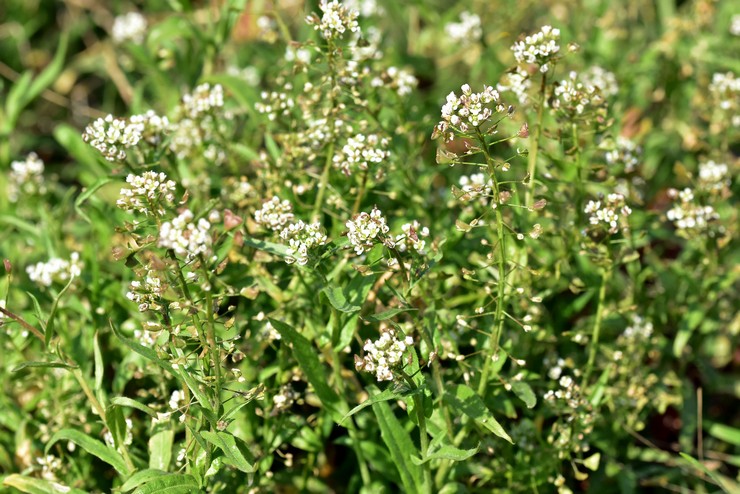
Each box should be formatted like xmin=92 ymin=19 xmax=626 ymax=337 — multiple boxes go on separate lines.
xmin=355 ymin=328 xmax=414 ymax=382
xmin=346 ymin=206 xmax=393 ymax=255
xmin=83 ymin=115 xmax=142 ymax=161
xmin=666 ymin=187 xmax=719 ymax=235
xmin=272 ymin=384 xmax=300 ymax=413
xmin=255 ymin=88 xmax=295 ymax=122
xmin=511 ymin=25 xmax=561 ymax=73
xmin=551 ymin=71 xmax=606 ymax=117
xmin=117 ymin=171 xmax=176 ymax=216
xmin=584 ymin=193 xmax=632 ymax=234
xmin=159 ymin=209 xmax=212 ymax=259
xmin=605 ymin=136 xmax=641 ymax=174
xmin=305 ymin=0 xmax=360 ymax=40
xmin=432 ymin=84 xmax=511 ymax=142
xmin=254 ymin=196 xmax=295 ymax=232
xmin=279 ymin=221 xmax=329 ymax=265
xmin=394 ymin=221 xmax=430 ymax=255
xmin=181 ymin=83 xmax=224 ymax=119
xmin=8 ymin=152 xmax=46 ymax=202
xmin=129 ymin=110 xmax=170 ymax=145
xmin=26 ymin=253 xmax=83 ymax=287
xmin=333 ymin=133 xmax=390 ymax=175
xmin=126 ymin=269 xmax=166 ymax=312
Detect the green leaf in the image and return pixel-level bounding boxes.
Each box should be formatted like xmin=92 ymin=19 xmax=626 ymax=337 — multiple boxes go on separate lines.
xmin=45 ymin=272 xmax=75 ymax=346
xmin=2 ymin=474 xmax=87 ymax=494
xmin=340 ymin=385 xmax=423 ymax=425
xmin=106 ymin=405 xmax=128 ymax=451
xmin=707 ymin=422 xmax=740 ymax=447
xmin=75 ymin=177 xmax=114 ymax=224
xmin=201 ymin=431 xmax=255 ymax=473
xmin=322 ymin=285 xmax=361 ymax=313
xmin=411 ymin=443 xmax=480 ymax=465
xmin=371 ymin=399 xmax=426 ymax=493
xmin=94 ymin=331 xmax=104 ymax=393
xmin=269 ymin=318 xmax=344 ymax=419
xmin=110 ymin=322 xmax=211 ymax=412
xmin=110 ymin=397 xmax=157 ymax=418
xmin=678 ymin=452 xmax=731 ymax=493
xmin=4 ymin=71 xmax=33 ymax=126
xmin=131 ymin=473 xmax=199 ymax=494
xmin=511 ymin=382 xmax=537 ymax=409
xmin=119 ymin=469 xmax=168 ymax=492
xmin=363 ymin=307 xmax=417 ymax=322
xmin=25 ymin=34 xmax=69 ymax=107
xmin=443 ymin=384 xmax=513 ymax=443
xmin=148 ymin=430 xmax=174 ymax=470
xmin=46 ymin=428 xmax=130 ymax=475
xmin=11 ymin=361 xmax=77 ymax=373
xmin=241 ymin=236 xmax=290 ymax=257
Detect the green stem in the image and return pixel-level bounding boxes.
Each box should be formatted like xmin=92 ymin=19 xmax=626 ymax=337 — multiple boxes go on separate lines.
xmin=199 ymin=259 xmax=222 ymax=416
xmin=475 ymin=129 xmax=508 ymax=397
xmin=583 ymin=266 xmax=611 ymax=385
xmin=311 ymin=39 xmax=338 ymax=223
xmin=402 ymin=372 xmax=432 ymax=492
xmin=573 ymin=122 xmax=585 ymax=219
xmin=352 ymin=169 xmax=370 ymax=215
xmin=331 ymin=349 xmax=371 ymax=486
xmin=524 ymin=73 xmax=547 ymax=211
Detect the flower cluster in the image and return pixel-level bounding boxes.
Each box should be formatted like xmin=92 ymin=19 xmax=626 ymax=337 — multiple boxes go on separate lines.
xmin=697 ymin=160 xmax=730 ymax=191
xmin=126 ymin=269 xmax=167 ymax=312
xmin=255 ymin=88 xmax=295 ymax=121
xmin=333 ymin=133 xmax=390 ymax=175
xmin=129 ymin=110 xmax=170 ymax=145
xmin=432 ymin=84 xmax=509 ymax=142
xmin=181 ymin=83 xmax=224 ymax=119
xmin=254 ymin=197 xmax=294 ymax=232
xmin=272 ymin=384 xmax=299 ymax=412
xmin=581 ymin=65 xmax=619 ymax=97
xmin=394 ymin=221 xmax=430 ymax=255
xmin=279 ymin=221 xmax=328 ymax=265
xmin=117 ymin=171 xmax=176 ymax=216
xmin=511 ymin=25 xmax=561 ymax=73
xmin=496 ymin=68 xmax=531 ymax=105
xmin=457 ymin=173 xmax=493 ymax=202
xmin=444 ymin=12 xmax=482 ymax=46
xmin=159 ymin=210 xmax=212 ymax=259
xmin=620 ymin=314 xmax=654 ymax=341
xmin=346 ymin=206 xmax=392 ymax=255
xmin=354 ymin=328 xmax=414 ymax=381
xmin=584 ymin=193 xmax=632 ymax=234
xmin=709 ymin=72 xmax=740 ymax=127
xmin=305 ymin=0 xmax=360 ymax=40
xmin=372 ymin=66 xmax=418 ymax=96
xmin=666 ymin=187 xmax=719 ymax=234
xmin=111 ymin=12 xmax=147 ymax=44
xmin=605 ymin=136 xmax=641 ymax=174
xmin=551 ymin=71 xmax=606 ymax=117
xmin=26 ymin=253 xmax=83 ymax=287
xmin=8 ymin=152 xmax=46 ymax=202
xmin=83 ymin=115 xmax=143 ymax=161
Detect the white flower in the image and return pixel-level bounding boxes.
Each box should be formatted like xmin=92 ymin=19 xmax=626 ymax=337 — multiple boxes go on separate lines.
xmin=551 ymin=71 xmax=605 ymax=116
xmin=129 ymin=110 xmax=170 ymax=145
xmin=497 ymin=68 xmax=532 ymax=105
xmin=334 ymin=133 xmax=390 ymax=175
xmin=8 ymin=152 xmax=46 ymax=202
xmin=159 ymin=210 xmax=212 ymax=259
xmin=666 ymin=187 xmax=719 ymax=233
xmin=394 ymin=221 xmax=429 ymax=255
xmin=117 ymin=171 xmax=176 ymax=216
xmin=445 ymin=12 xmax=482 ymax=46
xmin=584 ymin=193 xmax=631 ymax=234
xmin=433 ymin=84 xmax=509 ymax=142
xmin=581 ymin=65 xmax=619 ymax=97
xmin=346 ymin=206 xmax=392 ymax=255
xmin=82 ymin=115 xmax=142 ymax=161
xmin=697 ymin=160 xmax=730 ymax=191
xmin=254 ymin=197 xmax=294 ymax=232
xmin=112 ymin=12 xmax=147 ymax=44
xmin=511 ymin=25 xmax=561 ymax=72
xmin=605 ymin=136 xmax=641 ymax=173
xmin=26 ymin=253 xmax=82 ymax=287
xmin=279 ymin=221 xmax=328 ymax=265
xmin=355 ymin=328 xmax=414 ymax=382
xmin=181 ymin=84 xmax=224 ymax=119
xmin=306 ymin=0 xmax=361 ymax=40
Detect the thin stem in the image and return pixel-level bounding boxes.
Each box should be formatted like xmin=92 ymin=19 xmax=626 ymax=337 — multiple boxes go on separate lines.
xmin=0 ymin=305 xmax=45 ymax=343
xmin=199 ymin=258 xmax=222 ymax=416
xmin=583 ymin=266 xmax=611 ymax=385
xmin=524 ymin=73 xmax=547 ymax=210
xmin=401 ymin=372 xmax=432 ymax=492
xmin=352 ymin=169 xmax=370 ymax=215
xmin=311 ymin=39 xmax=338 ymax=223
xmin=475 ymin=129 xmax=508 ymax=397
